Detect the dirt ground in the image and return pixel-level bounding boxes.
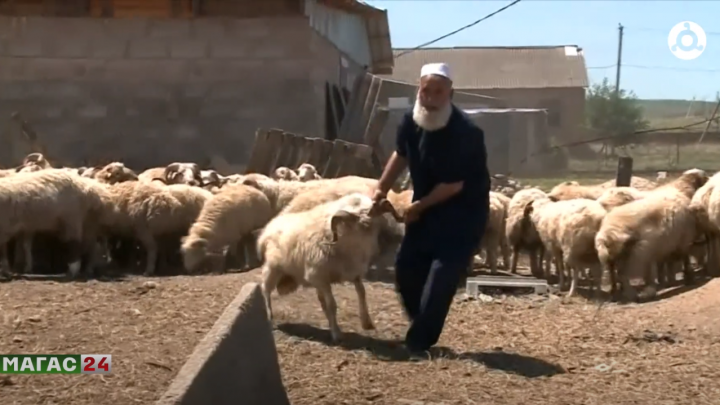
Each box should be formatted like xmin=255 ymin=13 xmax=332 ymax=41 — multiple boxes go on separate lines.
xmin=2 ymin=270 xmax=720 ymax=405
xmin=258 ymin=269 xmax=720 ymax=405
xmin=0 ymin=274 xmax=247 ymax=405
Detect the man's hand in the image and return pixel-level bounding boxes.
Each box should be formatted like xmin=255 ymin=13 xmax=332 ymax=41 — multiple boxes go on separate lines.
xmin=404 ymin=200 xmax=426 ymax=224
xmin=370 ymin=188 xmax=386 ymax=204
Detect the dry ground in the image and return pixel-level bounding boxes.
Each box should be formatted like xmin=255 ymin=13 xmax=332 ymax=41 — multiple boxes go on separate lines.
xmin=2 ymin=271 xmax=720 ymax=405
xmin=0 ymin=274 xmax=247 ymax=405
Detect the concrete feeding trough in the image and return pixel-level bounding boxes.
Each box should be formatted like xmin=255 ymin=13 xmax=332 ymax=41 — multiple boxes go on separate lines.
xmin=466 ymin=275 xmax=549 ymax=296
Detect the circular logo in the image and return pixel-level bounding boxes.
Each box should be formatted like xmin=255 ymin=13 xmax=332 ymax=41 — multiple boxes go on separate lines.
xmin=668 ymin=21 xmax=707 ymax=60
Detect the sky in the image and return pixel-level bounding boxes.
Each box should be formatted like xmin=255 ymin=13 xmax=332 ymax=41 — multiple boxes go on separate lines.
xmin=364 ymin=0 xmax=720 ymax=101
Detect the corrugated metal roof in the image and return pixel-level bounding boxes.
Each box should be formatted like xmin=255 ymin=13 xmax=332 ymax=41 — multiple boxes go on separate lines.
xmin=387 ymin=46 xmax=588 ymax=90
xmin=314 ymin=0 xmax=393 ymax=74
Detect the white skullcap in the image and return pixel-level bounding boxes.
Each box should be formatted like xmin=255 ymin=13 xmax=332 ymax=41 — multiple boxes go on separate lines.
xmin=420 ymin=63 xmax=452 ymax=81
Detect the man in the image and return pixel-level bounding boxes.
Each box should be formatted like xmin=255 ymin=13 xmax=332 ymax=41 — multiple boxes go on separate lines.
xmin=371 ymin=63 xmax=491 ymax=358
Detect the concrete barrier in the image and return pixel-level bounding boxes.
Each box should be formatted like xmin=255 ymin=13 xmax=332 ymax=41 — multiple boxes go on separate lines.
xmin=157 ymin=282 xmax=291 ymax=405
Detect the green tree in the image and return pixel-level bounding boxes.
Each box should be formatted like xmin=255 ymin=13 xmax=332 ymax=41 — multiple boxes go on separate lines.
xmin=586 ymin=78 xmax=649 ymax=152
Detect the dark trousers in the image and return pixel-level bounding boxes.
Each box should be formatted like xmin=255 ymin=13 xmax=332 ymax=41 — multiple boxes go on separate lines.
xmin=395 ymin=221 xmax=482 ymax=351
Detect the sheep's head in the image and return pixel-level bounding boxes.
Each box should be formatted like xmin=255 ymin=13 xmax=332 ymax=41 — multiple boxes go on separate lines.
xmin=200 ymin=169 xmax=222 ymax=188
xmin=95 ymin=162 xmax=138 ymax=184
xmin=272 ymin=167 xmax=298 ymax=181
xmin=21 ymin=153 xmax=51 ymax=169
xmin=164 ymin=162 xmax=202 ymax=186
xmin=328 ymin=195 xmax=400 ymax=242
xmin=680 ymin=168 xmax=709 ymax=191
xmin=182 ymin=237 xmax=210 ymax=273
xmin=297 ymin=163 xmax=320 ymax=181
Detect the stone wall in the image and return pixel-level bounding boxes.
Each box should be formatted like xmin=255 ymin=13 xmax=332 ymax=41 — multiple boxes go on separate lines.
xmin=0 ymin=16 xmax=340 ymax=168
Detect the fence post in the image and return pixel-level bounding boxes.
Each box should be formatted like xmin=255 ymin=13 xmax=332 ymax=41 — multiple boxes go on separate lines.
xmin=615 ymin=156 xmax=633 ymax=187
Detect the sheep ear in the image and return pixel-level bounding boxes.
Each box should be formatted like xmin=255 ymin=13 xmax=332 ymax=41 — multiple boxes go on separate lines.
xmin=242 ymin=178 xmax=260 ymax=188
xmin=548 ymin=195 xmax=559 ymax=202
xmin=151 ymin=177 xmax=167 ymax=184
xmin=328 ymin=210 xmax=358 ymax=242
xmin=522 ymin=201 xmax=534 ymax=217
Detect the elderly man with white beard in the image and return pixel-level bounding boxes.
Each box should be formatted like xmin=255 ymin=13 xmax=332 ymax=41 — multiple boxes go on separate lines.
xmin=370 ymin=63 xmax=490 ymax=359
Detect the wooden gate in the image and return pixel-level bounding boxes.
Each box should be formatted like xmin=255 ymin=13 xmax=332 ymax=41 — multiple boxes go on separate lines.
xmin=245 ymin=128 xmax=381 ymax=179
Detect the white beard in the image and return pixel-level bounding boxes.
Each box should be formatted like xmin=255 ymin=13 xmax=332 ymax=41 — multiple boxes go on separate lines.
xmin=412 ymin=100 xmax=452 ymax=131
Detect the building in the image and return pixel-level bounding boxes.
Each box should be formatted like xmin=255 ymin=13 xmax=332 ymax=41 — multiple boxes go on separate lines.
xmin=387 ymin=46 xmax=589 ymax=143
xmin=0 ymin=0 xmax=393 ymax=168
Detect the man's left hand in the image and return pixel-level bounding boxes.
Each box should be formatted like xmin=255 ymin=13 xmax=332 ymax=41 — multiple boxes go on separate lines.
xmin=404 ymin=201 xmax=426 ymax=224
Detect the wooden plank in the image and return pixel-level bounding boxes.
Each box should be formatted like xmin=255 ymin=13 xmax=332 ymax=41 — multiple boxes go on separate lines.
xmin=284 ymin=133 xmax=302 ymax=169
xmin=306 ymin=138 xmax=325 ymax=168
xmin=263 ymin=129 xmax=286 ymax=176
xmin=616 ymin=156 xmax=633 ymax=187
xmin=293 ymin=137 xmax=313 ymax=168
xmin=337 ymin=72 xmax=371 ymax=141
xmin=318 ymin=140 xmax=334 ymax=171
xmin=244 ymin=129 xmax=271 ymax=174
xmin=273 ymin=131 xmax=294 ymax=169
xmin=354 ymin=75 xmax=381 ymax=143
xmin=326 ymin=83 xmax=340 ymax=140
xmin=322 ymin=141 xmax=347 ymax=178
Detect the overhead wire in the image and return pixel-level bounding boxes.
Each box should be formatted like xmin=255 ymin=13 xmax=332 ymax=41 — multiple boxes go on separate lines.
xmin=394 ymin=0 xmax=523 ymax=59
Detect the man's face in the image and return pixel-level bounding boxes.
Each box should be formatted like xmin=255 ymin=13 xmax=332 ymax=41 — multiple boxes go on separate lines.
xmin=418 ymin=75 xmax=452 ymax=111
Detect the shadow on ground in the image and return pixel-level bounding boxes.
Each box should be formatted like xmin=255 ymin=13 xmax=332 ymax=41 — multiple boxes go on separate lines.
xmin=277 ymin=322 xmax=565 ymax=378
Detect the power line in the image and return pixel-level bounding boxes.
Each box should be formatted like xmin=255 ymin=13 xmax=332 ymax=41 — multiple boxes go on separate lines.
xmin=519 ymin=116 xmax=719 ymax=164
xmin=394 ymin=0 xmax=522 ymax=59
xmin=625 ymin=25 xmax=720 ymax=37
xmin=587 ymin=64 xmax=720 ymax=73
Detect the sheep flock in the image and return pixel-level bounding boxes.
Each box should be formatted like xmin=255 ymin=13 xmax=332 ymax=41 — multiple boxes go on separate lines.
xmin=1 ymin=153 xmax=719 ymax=340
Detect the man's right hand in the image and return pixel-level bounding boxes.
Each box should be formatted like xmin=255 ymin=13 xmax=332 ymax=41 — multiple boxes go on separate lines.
xmin=370 ymin=188 xmax=386 ymax=204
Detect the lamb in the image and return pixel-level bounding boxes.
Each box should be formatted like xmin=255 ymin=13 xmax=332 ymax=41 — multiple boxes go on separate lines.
xmin=0 ymin=169 xmax=111 ymax=277
xmin=480 ymin=192 xmax=512 ymax=274
xmin=506 ymin=188 xmax=549 ymax=277
xmin=595 ymin=169 xmax=708 ymax=301
xmin=200 ymin=169 xmax=223 ymax=188
xmin=524 ymin=197 xmax=606 ymax=297
xmin=242 ymin=175 xmax=377 ymax=214
xmin=258 ymin=193 xmax=401 ymax=342
xmin=138 ymin=163 xmax=202 ymax=186
xmin=297 ymin=163 xmax=322 ymax=181
xmin=548 ymin=181 xmax=606 ymax=201
xmin=596 ymin=187 xmax=646 ymax=211
xmin=691 ymin=172 xmax=720 ymax=275
xmin=182 ymin=184 xmax=273 ymax=273
xmin=281 ymin=180 xmax=405 ymax=270
xmin=101 ymin=181 xmax=195 ymax=276
xmin=597 ymin=176 xmax=658 ymax=191
xmin=93 ymin=162 xmax=139 ymax=184
xmin=272 ymin=167 xmax=299 ymax=181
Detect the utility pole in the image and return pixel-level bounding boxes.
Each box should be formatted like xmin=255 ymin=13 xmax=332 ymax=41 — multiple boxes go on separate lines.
xmin=615 ymin=23 xmax=624 ymax=95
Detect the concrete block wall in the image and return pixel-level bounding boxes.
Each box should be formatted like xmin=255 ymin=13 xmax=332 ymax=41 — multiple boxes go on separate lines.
xmin=0 ymin=16 xmax=340 ymax=168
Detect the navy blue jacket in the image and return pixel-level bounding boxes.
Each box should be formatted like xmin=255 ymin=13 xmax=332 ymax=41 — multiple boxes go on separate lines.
xmin=396 ymin=105 xmax=491 ymax=242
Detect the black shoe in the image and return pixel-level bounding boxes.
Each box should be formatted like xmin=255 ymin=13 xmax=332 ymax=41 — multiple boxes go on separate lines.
xmin=404 ymin=346 xmax=431 ymax=362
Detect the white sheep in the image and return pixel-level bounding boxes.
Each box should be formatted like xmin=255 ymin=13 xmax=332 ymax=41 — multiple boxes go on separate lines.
xmin=182 ymin=184 xmax=273 ymax=273
xmin=524 ymin=197 xmax=606 ymax=297
xmin=479 ymin=192 xmax=511 ymax=274
xmin=259 ymin=193 xmax=400 ymax=342
xmin=595 ymin=169 xmax=708 ymax=301
xmin=506 ymin=188 xmax=549 ymax=277
xmin=0 ymin=169 xmax=111 ymax=277
xmin=101 ymin=181 xmax=194 ymax=276
xmin=138 ymin=162 xmax=202 ymax=186
xmin=690 ymin=172 xmax=720 ymax=275
xmin=596 ymin=187 xmax=646 ymax=211
xmin=297 ymin=163 xmax=322 ymax=181
xmin=272 ymin=167 xmax=300 ymax=181
xmin=242 ymin=175 xmax=377 ymax=214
